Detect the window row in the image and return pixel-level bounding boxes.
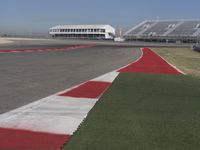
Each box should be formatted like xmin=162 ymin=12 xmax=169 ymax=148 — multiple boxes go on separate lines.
xmin=50 ymin=29 xmax=106 ymax=33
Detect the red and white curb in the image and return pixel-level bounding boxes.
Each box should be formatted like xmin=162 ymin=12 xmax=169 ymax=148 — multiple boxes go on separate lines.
xmin=0 ymin=71 xmax=119 ymax=150
xmin=118 ymin=48 xmax=184 ymax=75
xmin=0 ymin=44 xmax=96 ymax=53
xmin=0 ymin=48 xmax=184 ymax=150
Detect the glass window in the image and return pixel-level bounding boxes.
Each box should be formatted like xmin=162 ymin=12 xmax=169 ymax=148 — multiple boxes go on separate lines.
xmin=101 ymin=29 xmax=106 ymax=33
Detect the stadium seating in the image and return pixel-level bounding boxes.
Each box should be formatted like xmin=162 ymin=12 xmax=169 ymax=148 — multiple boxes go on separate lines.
xmin=143 ymin=21 xmax=179 ymax=35
xmin=124 ymin=20 xmax=200 ymax=43
xmin=126 ymin=21 xmax=155 ymax=35
xmin=169 ymin=21 xmax=200 ymax=36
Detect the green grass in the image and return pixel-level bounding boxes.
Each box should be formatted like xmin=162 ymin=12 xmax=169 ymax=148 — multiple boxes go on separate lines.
xmin=152 ymin=48 xmax=200 ymax=78
xmin=63 ymin=73 xmax=200 ymax=150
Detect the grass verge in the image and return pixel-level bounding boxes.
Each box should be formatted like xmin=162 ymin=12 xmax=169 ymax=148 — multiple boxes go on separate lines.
xmin=152 ymin=48 xmax=200 ymax=78
xmin=63 ymin=73 xmax=200 ymax=150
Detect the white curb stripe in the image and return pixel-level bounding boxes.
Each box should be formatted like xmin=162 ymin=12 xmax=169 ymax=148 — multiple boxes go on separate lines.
xmin=0 ymin=68 xmax=119 ymax=136
xmin=91 ymin=71 xmax=119 ymax=82
xmin=0 ymin=96 xmax=97 ymax=135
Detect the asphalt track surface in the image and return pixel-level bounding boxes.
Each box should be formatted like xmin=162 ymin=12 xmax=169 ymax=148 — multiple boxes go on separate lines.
xmin=0 ymin=39 xmax=142 ymax=114
xmin=0 ymin=38 xmax=192 ymax=49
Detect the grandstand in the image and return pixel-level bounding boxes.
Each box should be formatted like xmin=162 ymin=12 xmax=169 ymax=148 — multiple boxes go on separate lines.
xmin=49 ymin=25 xmax=115 ymax=40
xmin=124 ymin=20 xmax=200 ymax=43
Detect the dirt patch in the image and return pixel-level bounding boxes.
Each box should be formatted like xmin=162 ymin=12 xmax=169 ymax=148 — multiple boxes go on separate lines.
xmin=0 ymin=38 xmax=13 ymax=44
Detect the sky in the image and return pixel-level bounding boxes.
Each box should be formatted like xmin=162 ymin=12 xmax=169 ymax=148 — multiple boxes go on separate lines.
xmin=0 ymin=0 xmax=200 ymax=35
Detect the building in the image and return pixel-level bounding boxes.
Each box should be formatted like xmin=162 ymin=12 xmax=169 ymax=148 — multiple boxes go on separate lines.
xmin=124 ymin=20 xmax=200 ymax=43
xmin=49 ymin=25 xmax=115 ymax=40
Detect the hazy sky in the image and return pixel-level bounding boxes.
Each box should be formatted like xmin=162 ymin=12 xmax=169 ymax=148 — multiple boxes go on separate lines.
xmin=0 ymin=0 xmax=200 ymax=35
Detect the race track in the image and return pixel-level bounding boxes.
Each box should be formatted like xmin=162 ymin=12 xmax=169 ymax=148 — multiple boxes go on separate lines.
xmin=0 ymin=39 xmax=141 ymax=114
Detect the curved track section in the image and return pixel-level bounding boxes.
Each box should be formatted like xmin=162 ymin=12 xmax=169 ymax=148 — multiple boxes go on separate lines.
xmin=0 ymin=44 xmax=141 ymax=114
xmin=0 ymin=47 xmax=183 ymax=150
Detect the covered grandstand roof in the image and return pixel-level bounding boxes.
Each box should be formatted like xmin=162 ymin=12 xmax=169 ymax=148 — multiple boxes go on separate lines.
xmin=124 ymin=20 xmax=200 ymax=37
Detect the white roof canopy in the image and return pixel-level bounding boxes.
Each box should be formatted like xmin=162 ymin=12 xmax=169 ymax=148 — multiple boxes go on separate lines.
xmin=50 ymin=24 xmax=113 ymax=29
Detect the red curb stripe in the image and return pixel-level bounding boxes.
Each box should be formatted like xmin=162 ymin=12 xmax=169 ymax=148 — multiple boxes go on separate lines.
xmin=118 ymin=48 xmax=182 ymax=75
xmin=59 ymin=81 xmax=111 ymax=99
xmin=0 ymin=128 xmax=70 ymax=150
xmin=0 ymin=44 xmax=96 ymax=53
